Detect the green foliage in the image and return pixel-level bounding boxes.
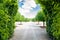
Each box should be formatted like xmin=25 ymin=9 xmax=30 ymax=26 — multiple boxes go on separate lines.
xmin=0 ymin=10 xmax=10 ymax=40
xmin=32 ymin=18 xmax=36 ymax=22
xmin=36 ymin=11 xmax=45 ymax=21
xmin=15 ymin=12 xmax=21 ymax=21
xmin=35 ymin=0 xmax=60 ymax=40
xmin=35 ymin=11 xmax=45 ymax=22
xmin=0 ymin=0 xmax=18 ymax=40
xmin=15 ymin=12 xmax=30 ymax=22
xmin=24 ymin=18 xmax=30 ymax=22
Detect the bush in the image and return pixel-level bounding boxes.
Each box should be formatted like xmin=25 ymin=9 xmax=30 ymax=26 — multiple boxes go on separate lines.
xmin=0 ymin=10 xmax=10 ymax=40
xmin=45 ymin=1 xmax=60 ymax=40
xmin=0 ymin=0 xmax=18 ymax=40
xmin=35 ymin=0 xmax=60 ymax=40
xmin=44 ymin=1 xmax=60 ymax=40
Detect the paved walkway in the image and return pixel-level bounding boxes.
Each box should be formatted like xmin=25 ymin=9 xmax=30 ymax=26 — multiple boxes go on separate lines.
xmin=10 ymin=22 xmax=50 ymax=40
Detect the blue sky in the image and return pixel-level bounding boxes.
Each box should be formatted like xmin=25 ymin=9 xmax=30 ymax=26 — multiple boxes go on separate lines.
xmin=18 ymin=0 xmax=41 ymax=18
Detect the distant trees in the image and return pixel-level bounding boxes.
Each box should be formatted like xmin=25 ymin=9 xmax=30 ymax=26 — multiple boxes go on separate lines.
xmin=15 ymin=12 xmax=24 ymax=22
xmin=15 ymin=12 xmax=21 ymax=21
xmin=34 ymin=10 xmax=45 ymax=27
xmin=24 ymin=18 xmax=30 ymax=22
xmin=32 ymin=18 xmax=36 ymax=22
xmin=35 ymin=11 xmax=45 ymax=24
xmin=15 ymin=12 xmax=30 ymax=22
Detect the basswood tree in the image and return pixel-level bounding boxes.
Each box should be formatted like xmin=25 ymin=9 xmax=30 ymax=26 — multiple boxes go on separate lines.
xmin=15 ymin=12 xmax=30 ymax=22
xmin=35 ymin=11 xmax=45 ymax=27
xmin=15 ymin=12 xmax=22 ymax=21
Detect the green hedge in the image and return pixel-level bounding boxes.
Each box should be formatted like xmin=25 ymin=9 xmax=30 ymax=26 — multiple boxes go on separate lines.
xmin=44 ymin=1 xmax=60 ymax=40
xmin=0 ymin=0 xmax=18 ymax=40
xmin=36 ymin=0 xmax=60 ymax=40
xmin=43 ymin=1 xmax=60 ymax=40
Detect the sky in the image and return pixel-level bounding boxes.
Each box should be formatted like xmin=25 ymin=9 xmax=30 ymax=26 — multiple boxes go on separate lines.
xmin=18 ymin=0 xmax=41 ymax=18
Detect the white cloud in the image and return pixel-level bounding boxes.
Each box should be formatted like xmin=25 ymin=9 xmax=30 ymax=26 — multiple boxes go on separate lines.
xmin=19 ymin=0 xmax=22 ymax=2
xmin=18 ymin=0 xmax=38 ymax=18
xmin=22 ymin=0 xmax=37 ymax=9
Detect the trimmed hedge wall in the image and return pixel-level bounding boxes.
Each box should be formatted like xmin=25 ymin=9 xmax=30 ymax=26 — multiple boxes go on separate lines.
xmin=36 ymin=0 xmax=60 ymax=40
xmin=0 ymin=0 xmax=18 ymax=40
xmin=43 ymin=1 xmax=60 ymax=40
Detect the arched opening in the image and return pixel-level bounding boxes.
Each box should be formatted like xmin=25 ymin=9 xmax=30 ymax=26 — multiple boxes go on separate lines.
xmin=14 ymin=0 xmax=60 ymax=40
xmin=15 ymin=0 xmax=46 ymax=27
xmin=0 ymin=0 xmax=60 ymax=40
xmin=11 ymin=0 xmax=48 ymax=40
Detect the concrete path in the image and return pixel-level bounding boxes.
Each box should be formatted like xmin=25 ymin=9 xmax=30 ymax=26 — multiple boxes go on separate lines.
xmin=10 ymin=22 xmax=50 ymax=40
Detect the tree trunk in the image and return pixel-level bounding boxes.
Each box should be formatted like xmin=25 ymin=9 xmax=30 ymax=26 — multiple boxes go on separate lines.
xmin=40 ymin=21 xmax=45 ymax=28
xmin=43 ymin=21 xmax=44 ymax=27
xmin=37 ymin=21 xmax=39 ymax=25
xmin=43 ymin=21 xmax=45 ymax=28
xmin=19 ymin=22 xmax=22 ymax=25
